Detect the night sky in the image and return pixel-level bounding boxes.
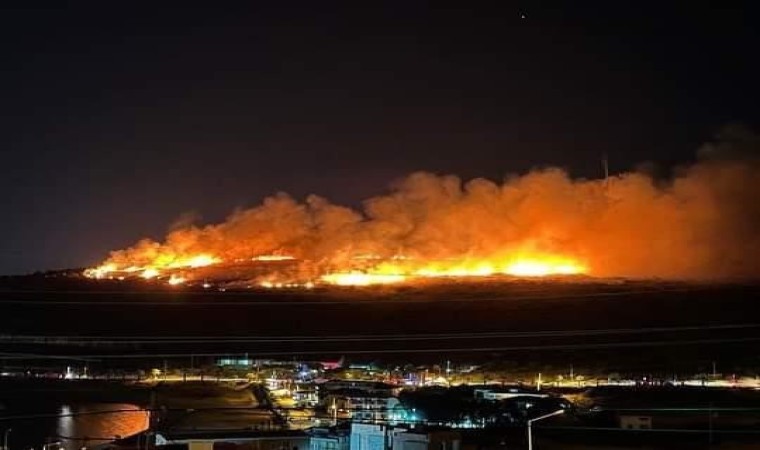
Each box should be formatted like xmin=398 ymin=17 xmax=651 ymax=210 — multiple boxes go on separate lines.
xmin=1 ymin=2 xmax=758 ymax=274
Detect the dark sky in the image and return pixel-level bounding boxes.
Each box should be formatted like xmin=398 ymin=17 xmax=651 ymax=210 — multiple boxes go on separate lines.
xmin=1 ymin=2 xmax=758 ymax=274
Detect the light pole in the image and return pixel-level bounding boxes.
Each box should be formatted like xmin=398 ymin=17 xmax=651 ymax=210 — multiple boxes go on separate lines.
xmin=3 ymin=428 xmax=11 ymax=450
xmin=527 ymin=410 xmax=563 ymax=450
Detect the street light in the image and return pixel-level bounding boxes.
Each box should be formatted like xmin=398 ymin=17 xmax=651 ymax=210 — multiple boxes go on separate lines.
xmin=3 ymin=428 xmax=11 ymax=450
xmin=42 ymin=441 xmax=61 ymax=450
xmin=526 ymin=409 xmax=564 ymax=450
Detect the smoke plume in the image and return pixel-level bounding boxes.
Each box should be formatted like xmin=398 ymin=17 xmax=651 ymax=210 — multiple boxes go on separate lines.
xmin=97 ymin=129 xmax=760 ymax=282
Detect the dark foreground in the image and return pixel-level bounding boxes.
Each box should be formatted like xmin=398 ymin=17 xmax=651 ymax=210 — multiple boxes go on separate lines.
xmin=1 ymin=275 xmax=759 ymax=372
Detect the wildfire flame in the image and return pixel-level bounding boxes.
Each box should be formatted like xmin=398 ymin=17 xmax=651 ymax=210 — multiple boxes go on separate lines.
xmin=84 ymin=143 xmax=760 ymax=287
xmin=85 ymin=253 xmax=220 ymax=285
xmin=317 ymin=255 xmax=586 ymax=286
xmin=85 ymin=251 xmax=586 ymax=287
xmin=85 ymin=263 xmax=117 ymax=279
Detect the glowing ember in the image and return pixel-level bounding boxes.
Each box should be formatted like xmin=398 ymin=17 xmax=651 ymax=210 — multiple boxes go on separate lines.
xmin=252 ymin=255 xmax=296 ymax=261
xmin=141 ymin=268 xmax=160 ymax=279
xmin=259 ymin=280 xmax=315 ymax=289
xmin=321 ymin=272 xmax=408 ymax=286
xmin=167 ymin=275 xmax=186 ymax=286
xmin=85 ymin=264 xmax=117 ymax=279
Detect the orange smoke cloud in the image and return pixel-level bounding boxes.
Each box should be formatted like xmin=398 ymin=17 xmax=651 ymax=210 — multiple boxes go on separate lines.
xmin=87 ymin=133 xmax=760 ymax=285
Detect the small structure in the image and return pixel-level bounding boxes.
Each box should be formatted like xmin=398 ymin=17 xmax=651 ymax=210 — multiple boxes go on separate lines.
xmin=348 ymin=424 xmax=460 ymax=450
xmin=155 ymin=429 xmax=308 ymax=450
xmin=619 ymin=415 xmax=652 ymax=430
xmin=392 ymin=428 xmax=461 ymax=450
xmin=323 ymin=389 xmax=400 ymax=422
xmin=473 ymin=387 xmax=549 ymax=401
xmin=321 ymin=380 xmax=399 ymax=397
xmin=309 ymin=426 xmax=350 ymax=450
xmin=294 ymin=384 xmax=319 ymax=407
xmin=217 ymin=357 xmax=254 ymax=368
xmin=349 ymin=423 xmax=397 ymax=450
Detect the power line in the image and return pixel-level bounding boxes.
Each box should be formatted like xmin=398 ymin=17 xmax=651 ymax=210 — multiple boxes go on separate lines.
xmin=2 ymin=336 xmax=759 ymax=360
xmin=1 ymin=324 xmax=756 ymax=344
xmin=0 ymin=286 xmax=723 ymax=306
xmin=542 ymin=425 xmax=760 ymax=435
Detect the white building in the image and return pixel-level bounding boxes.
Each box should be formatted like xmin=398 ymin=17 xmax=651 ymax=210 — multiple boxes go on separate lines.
xmin=156 ymin=430 xmax=308 ymax=450
xmin=309 ymin=427 xmax=350 ymax=450
xmin=473 ymin=387 xmax=549 ymax=401
xmin=324 ymin=389 xmax=400 ymax=423
xmin=348 ymin=424 xmax=460 ymax=450
xmin=392 ymin=429 xmax=461 ymax=450
xmin=349 ymin=423 xmax=392 ymax=450
xmin=321 ymin=380 xmax=399 ymax=396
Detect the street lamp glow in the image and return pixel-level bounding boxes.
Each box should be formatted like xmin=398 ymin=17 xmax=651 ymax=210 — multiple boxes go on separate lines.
xmin=3 ymin=428 xmax=11 ymax=450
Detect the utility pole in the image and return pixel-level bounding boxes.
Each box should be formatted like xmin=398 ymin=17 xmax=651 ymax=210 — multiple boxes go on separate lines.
xmin=527 ymin=410 xmax=564 ymax=450
xmin=602 ymin=153 xmax=609 ymax=189
xmin=146 ymin=389 xmax=157 ymax=450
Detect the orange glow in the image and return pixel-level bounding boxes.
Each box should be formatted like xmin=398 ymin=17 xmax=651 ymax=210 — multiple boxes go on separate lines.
xmin=505 ymin=259 xmax=585 ymax=277
xmin=89 ymin=156 xmax=760 ymax=286
xmin=86 ymin=247 xmax=587 ymax=288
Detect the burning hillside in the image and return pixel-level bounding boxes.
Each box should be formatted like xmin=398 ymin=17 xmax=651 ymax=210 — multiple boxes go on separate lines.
xmin=86 ymin=134 xmax=760 ymax=287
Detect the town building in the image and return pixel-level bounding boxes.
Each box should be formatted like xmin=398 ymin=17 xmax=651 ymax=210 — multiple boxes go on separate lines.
xmin=349 ymin=423 xmax=395 ymax=450
xmin=473 ymin=387 xmax=549 ymax=401
xmin=293 ymin=383 xmax=320 ymax=407
xmin=323 ymin=389 xmax=400 ymax=423
xmin=392 ymin=428 xmax=461 ymax=450
xmin=321 ymin=380 xmax=400 ymax=396
xmin=156 ymin=429 xmax=308 ymax=450
xmin=347 ymin=423 xmax=460 ymax=450
xmin=308 ymin=426 xmax=350 ymax=450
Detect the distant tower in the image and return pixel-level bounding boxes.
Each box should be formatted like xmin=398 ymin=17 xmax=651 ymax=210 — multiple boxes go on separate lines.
xmin=602 ymin=153 xmax=610 ymax=189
